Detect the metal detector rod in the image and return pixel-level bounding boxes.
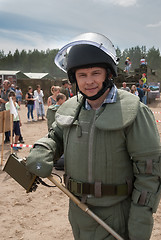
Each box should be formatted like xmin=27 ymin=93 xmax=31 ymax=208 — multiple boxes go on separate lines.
xmin=48 ymin=175 xmax=124 ymax=240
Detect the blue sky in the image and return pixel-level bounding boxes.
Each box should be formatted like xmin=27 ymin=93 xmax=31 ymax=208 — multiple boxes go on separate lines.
xmin=0 ymin=0 xmax=161 ymax=54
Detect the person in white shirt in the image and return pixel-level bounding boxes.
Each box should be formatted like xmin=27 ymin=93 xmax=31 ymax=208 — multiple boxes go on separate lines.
xmin=34 ymin=85 xmax=45 ymax=121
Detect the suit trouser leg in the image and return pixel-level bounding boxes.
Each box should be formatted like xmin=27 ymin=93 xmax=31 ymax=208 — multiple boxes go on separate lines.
xmin=68 ymin=197 xmax=131 ymax=240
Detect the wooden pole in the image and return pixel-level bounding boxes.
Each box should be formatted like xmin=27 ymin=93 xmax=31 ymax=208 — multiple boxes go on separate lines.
xmin=1 ymin=111 xmax=6 ymax=166
xmin=10 ymin=114 xmax=13 ymax=154
xmin=48 ymin=175 xmax=124 ymax=240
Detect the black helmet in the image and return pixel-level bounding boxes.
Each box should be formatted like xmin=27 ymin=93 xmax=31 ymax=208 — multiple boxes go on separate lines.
xmin=67 ymin=44 xmax=118 ymax=83
xmin=55 ymin=32 xmax=119 ymax=83
xmin=55 ymin=33 xmax=119 ymax=100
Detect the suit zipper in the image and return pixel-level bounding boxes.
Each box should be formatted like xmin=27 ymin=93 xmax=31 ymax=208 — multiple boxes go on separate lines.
xmin=88 ymin=111 xmax=97 ymax=183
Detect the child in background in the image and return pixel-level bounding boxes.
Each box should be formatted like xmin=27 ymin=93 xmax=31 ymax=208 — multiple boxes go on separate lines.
xmin=46 ymin=93 xmax=66 ymax=131
xmin=124 ymin=57 xmax=131 ymax=74
xmin=5 ymin=91 xmax=22 ymax=145
xmin=131 ymin=84 xmax=139 ymax=96
xmin=141 ymin=73 xmax=147 ymax=84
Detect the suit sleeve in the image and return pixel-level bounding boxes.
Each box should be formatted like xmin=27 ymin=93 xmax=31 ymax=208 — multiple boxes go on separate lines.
xmin=126 ymin=103 xmax=161 ymax=240
xmin=26 ymin=122 xmax=64 ymax=178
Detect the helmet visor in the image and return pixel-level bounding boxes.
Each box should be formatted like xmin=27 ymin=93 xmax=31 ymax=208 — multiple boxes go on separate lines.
xmin=55 ymin=32 xmax=118 ymax=73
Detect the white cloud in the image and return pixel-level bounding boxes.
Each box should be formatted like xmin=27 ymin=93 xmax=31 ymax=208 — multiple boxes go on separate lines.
xmin=112 ymin=0 xmax=138 ymax=7
xmin=147 ymin=21 xmax=161 ymax=28
xmin=0 ymin=28 xmax=68 ymax=54
xmin=0 ymin=29 xmax=37 ymax=41
xmin=97 ymin=0 xmax=138 ymax=7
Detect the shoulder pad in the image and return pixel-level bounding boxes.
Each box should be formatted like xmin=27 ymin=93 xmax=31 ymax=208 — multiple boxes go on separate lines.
xmin=55 ymin=94 xmax=84 ymax=126
xmin=95 ymin=89 xmax=140 ymax=130
xmin=55 ymin=90 xmax=140 ymax=130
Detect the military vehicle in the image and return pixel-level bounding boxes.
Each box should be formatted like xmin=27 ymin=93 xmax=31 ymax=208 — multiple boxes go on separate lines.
xmin=115 ymin=64 xmax=149 ymax=88
xmin=115 ymin=65 xmax=160 ymax=103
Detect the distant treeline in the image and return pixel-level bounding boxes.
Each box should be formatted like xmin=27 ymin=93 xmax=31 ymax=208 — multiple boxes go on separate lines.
xmin=0 ymin=45 xmax=161 ymax=77
xmin=0 ymin=49 xmax=67 ymax=78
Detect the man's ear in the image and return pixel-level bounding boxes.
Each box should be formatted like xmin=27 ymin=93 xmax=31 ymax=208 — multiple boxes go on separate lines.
xmin=108 ymin=73 xmax=113 ymax=80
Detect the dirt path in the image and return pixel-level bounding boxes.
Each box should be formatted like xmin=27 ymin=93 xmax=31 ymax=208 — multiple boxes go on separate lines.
xmin=0 ymin=100 xmax=161 ymax=240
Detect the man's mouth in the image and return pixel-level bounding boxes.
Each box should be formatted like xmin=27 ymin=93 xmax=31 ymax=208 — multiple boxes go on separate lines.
xmin=86 ymin=87 xmax=97 ymax=92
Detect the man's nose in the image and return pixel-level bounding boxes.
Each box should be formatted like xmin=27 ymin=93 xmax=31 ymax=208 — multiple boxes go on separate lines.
xmin=86 ymin=76 xmax=94 ymax=84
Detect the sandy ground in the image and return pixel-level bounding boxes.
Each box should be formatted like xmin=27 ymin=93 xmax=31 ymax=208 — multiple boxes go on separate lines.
xmin=0 ymin=100 xmax=161 ymax=240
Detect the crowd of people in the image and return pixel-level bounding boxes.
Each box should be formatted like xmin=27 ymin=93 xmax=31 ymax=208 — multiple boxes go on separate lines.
xmin=0 ymin=80 xmax=24 ymax=145
xmin=0 ymin=71 xmax=152 ymax=144
xmin=0 ymin=78 xmax=74 ymax=147
xmin=120 ymin=72 xmax=150 ymax=105
xmin=0 ymin=72 xmax=152 ymax=148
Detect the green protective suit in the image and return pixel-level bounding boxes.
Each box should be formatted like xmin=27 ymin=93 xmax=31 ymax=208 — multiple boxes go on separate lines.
xmin=26 ymin=89 xmax=161 ymax=240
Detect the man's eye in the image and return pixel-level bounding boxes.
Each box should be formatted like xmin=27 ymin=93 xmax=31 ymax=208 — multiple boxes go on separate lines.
xmin=93 ymin=72 xmax=100 ymax=75
xmin=79 ymin=74 xmax=86 ymax=77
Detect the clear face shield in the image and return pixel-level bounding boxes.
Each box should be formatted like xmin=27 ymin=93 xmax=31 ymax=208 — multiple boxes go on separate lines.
xmin=54 ymin=32 xmax=118 ymax=73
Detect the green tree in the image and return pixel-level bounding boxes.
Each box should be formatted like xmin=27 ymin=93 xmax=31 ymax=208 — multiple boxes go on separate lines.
xmin=128 ymin=46 xmax=142 ymax=70
xmin=140 ymin=46 xmax=147 ymax=58
xmin=19 ymin=50 xmax=29 ymax=72
xmin=0 ymin=45 xmax=160 ymax=78
xmin=13 ymin=49 xmax=20 ymax=70
xmin=147 ymin=47 xmax=160 ymax=70
xmin=6 ymin=51 xmax=14 ymax=69
xmin=0 ymin=50 xmax=5 ymax=59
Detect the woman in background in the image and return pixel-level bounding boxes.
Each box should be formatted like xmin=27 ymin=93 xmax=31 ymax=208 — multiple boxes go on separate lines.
xmin=25 ymin=86 xmax=35 ymax=122
xmin=34 ymin=85 xmax=45 ymax=121
xmin=47 ymin=85 xmax=60 ymax=106
xmin=131 ymin=84 xmax=139 ymax=96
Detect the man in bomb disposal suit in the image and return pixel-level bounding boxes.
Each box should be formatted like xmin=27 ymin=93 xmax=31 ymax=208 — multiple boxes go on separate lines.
xmin=26 ymin=33 xmax=161 ymax=240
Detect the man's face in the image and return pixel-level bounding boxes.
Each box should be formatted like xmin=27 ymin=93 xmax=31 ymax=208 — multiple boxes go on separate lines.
xmin=64 ymin=83 xmax=68 ymax=88
xmin=3 ymin=80 xmax=10 ymax=89
xmin=59 ymin=96 xmax=66 ymax=105
xmin=122 ymin=82 xmax=126 ymax=88
xmin=139 ymin=80 xmax=143 ymax=86
xmin=75 ymin=67 xmax=106 ymax=97
xmin=11 ymin=96 xmax=16 ymax=102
